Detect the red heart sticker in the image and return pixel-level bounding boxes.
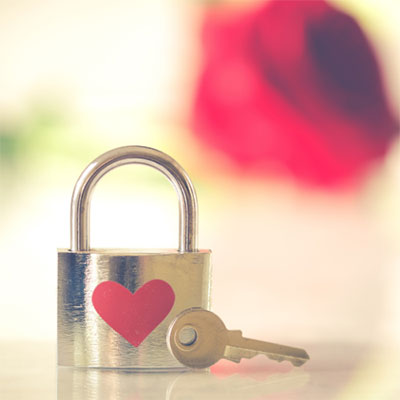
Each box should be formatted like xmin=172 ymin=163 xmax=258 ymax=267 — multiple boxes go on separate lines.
xmin=92 ymin=279 xmax=175 ymax=347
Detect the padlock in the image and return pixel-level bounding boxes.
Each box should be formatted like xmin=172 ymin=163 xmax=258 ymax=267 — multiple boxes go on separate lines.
xmin=58 ymin=146 xmax=211 ymax=369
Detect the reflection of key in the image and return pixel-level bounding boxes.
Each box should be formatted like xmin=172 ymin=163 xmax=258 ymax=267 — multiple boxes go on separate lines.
xmin=167 ymin=308 xmax=310 ymax=369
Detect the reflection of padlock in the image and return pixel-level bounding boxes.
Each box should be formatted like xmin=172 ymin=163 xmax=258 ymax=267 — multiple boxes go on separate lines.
xmin=58 ymin=146 xmax=211 ymax=368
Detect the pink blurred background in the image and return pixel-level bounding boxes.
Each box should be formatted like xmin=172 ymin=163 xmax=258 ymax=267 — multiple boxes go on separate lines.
xmin=0 ymin=0 xmax=399 ymax=368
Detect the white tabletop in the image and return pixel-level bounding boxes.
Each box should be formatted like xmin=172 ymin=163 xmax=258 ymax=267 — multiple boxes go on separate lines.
xmin=1 ymin=341 xmax=399 ymax=399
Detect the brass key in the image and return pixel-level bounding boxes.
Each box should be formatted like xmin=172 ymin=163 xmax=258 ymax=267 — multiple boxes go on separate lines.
xmin=167 ymin=308 xmax=310 ymax=369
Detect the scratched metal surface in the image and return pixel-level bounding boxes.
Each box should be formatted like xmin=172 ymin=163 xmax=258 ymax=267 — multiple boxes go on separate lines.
xmin=58 ymin=250 xmax=211 ymax=368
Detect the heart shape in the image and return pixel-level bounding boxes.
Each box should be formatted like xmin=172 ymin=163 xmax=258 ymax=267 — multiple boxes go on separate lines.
xmin=92 ymin=279 xmax=175 ymax=347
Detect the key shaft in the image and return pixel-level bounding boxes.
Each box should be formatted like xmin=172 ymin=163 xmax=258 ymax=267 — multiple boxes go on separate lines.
xmin=225 ymin=330 xmax=309 ymax=367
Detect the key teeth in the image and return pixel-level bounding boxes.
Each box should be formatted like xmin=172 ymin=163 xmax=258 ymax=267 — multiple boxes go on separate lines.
xmin=285 ymin=353 xmax=310 ymax=367
xmin=268 ymin=354 xmax=308 ymax=367
xmin=267 ymin=354 xmax=285 ymax=363
xmin=292 ymin=359 xmax=306 ymax=367
xmin=292 ymin=350 xmax=310 ymax=367
xmin=230 ymin=353 xmax=309 ymax=367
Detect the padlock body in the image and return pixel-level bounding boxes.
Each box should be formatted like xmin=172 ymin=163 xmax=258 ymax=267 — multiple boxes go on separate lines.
xmin=58 ymin=249 xmax=211 ymax=368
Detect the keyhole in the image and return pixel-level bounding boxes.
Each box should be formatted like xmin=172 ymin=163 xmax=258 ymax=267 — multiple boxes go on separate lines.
xmin=178 ymin=326 xmax=197 ymax=346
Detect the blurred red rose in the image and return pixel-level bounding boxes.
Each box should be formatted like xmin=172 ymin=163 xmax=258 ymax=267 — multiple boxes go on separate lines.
xmin=192 ymin=0 xmax=399 ymax=187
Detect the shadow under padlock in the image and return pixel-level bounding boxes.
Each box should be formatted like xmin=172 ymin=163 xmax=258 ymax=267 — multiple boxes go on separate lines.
xmin=58 ymin=146 xmax=211 ymax=369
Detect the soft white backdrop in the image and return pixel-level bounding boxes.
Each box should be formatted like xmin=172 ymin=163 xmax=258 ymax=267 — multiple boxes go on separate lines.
xmin=0 ymin=0 xmax=399 ymax=349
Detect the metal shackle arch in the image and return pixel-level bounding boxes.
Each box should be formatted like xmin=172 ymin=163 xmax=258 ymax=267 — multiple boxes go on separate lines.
xmin=70 ymin=146 xmax=198 ymax=252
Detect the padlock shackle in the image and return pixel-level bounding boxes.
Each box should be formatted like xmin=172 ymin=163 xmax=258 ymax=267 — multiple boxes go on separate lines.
xmin=70 ymin=146 xmax=198 ymax=252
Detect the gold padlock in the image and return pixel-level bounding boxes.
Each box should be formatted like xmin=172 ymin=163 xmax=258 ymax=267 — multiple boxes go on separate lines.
xmin=58 ymin=146 xmax=211 ymax=369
